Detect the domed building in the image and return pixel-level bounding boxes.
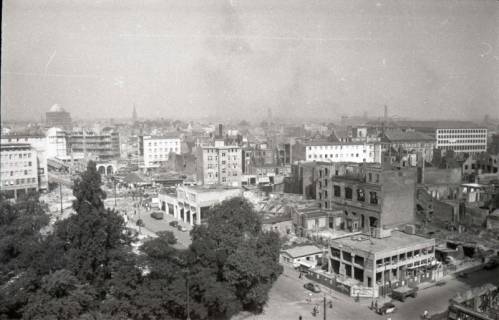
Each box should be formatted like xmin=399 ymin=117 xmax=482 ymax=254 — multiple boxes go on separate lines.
xmin=46 ymin=104 xmax=72 ymax=129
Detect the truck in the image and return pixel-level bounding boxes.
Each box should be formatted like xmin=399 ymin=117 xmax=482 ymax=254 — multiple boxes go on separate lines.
xmin=391 ymin=286 xmax=418 ymax=302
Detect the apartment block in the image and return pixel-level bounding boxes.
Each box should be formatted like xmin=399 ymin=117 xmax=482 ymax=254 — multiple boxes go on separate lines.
xmin=0 ymin=144 xmax=39 ymax=199
xmin=140 ymin=135 xmax=181 ymax=170
xmin=196 ymin=140 xmax=242 ymax=187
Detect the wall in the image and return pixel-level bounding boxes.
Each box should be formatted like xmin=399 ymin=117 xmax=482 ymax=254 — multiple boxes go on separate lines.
xmin=423 ymin=167 xmax=462 ymax=185
xmin=380 ymin=169 xmax=417 ymax=227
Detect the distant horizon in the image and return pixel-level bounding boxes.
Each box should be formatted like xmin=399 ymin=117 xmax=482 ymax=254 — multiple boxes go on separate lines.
xmin=2 ymin=0 xmax=498 ymax=123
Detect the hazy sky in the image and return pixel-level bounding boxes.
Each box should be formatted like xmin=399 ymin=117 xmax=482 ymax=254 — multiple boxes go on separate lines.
xmin=1 ymin=0 xmax=498 ymax=122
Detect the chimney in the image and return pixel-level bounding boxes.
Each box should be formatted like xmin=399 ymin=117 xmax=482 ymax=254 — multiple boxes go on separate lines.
xmin=218 ymin=124 xmax=223 ymax=138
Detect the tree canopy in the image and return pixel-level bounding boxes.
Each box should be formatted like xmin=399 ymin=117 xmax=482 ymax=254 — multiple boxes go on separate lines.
xmin=0 ymin=162 xmax=282 ymax=320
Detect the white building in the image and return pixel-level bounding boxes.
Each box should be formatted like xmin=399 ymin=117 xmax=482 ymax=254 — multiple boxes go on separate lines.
xmin=46 ymin=127 xmax=68 ymax=158
xmin=305 ymin=142 xmax=382 ymax=163
xmin=280 ymin=245 xmax=324 ymax=268
xmin=1 ymin=134 xmax=49 ymax=191
xmin=436 ymin=127 xmax=487 ymax=154
xmin=158 ymin=185 xmax=242 ymax=226
xmin=141 ymin=135 xmax=181 ymax=170
xmin=0 ymin=144 xmax=39 ymax=199
xmin=196 ymin=140 xmax=243 ymax=187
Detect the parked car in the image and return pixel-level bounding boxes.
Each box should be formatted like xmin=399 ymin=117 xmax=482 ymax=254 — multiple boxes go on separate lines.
xmin=136 ymin=219 xmax=145 ymax=227
xmin=177 ymin=225 xmax=188 ymax=232
xmin=484 ymin=259 xmax=499 ymax=270
xmin=391 ymin=286 xmax=418 ymax=302
xmin=169 ymin=221 xmax=179 ymax=227
xmin=377 ymin=302 xmax=396 ymax=315
xmin=150 ymin=211 xmax=164 ymax=220
xmin=303 ymin=282 xmax=321 ymax=293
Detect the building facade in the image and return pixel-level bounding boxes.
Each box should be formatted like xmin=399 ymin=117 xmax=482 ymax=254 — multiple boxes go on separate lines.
xmin=158 ymin=185 xmax=242 ymax=226
xmin=305 ymin=142 xmax=382 ymax=163
xmin=196 ymin=140 xmax=242 ymax=187
xmin=1 ymin=134 xmax=49 ymax=191
xmin=329 ymin=230 xmax=436 ymax=288
xmin=140 ymin=135 xmax=181 ymax=170
xmin=0 ymin=144 xmax=39 ymax=199
xmin=46 ymin=127 xmax=68 ymax=158
xmin=315 ymin=162 xmax=417 ymax=232
xmin=68 ymin=129 xmax=120 ymax=160
xmin=436 ymin=127 xmax=487 ymax=154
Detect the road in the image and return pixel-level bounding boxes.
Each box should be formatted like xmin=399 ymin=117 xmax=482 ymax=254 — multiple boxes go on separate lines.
xmin=234 ymin=264 xmax=499 ymax=320
xmin=104 ymin=197 xmax=192 ymax=249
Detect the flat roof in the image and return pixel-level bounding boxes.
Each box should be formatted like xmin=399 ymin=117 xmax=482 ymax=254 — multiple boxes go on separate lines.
xmin=332 ymin=230 xmax=434 ymax=255
xmin=281 ymin=245 xmax=323 ymax=258
xmin=306 ymin=141 xmax=376 ymax=147
xmin=183 ymin=184 xmax=241 ymax=193
xmin=0 ymin=143 xmax=32 ymax=150
xmin=382 ymin=131 xmax=435 ymax=142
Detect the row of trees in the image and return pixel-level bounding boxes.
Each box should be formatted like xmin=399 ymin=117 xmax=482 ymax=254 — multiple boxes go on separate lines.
xmin=0 ymin=162 xmax=282 ymax=319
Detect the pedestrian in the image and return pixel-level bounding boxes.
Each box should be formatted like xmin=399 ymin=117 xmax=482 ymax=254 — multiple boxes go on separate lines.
xmin=423 ymin=310 xmax=429 ymax=319
xmin=375 ymin=299 xmax=378 ymax=312
xmin=329 ymin=300 xmax=333 ymax=309
xmin=299 ymin=316 xmax=302 ymax=320
xmin=299 ymin=272 xmax=302 ymax=279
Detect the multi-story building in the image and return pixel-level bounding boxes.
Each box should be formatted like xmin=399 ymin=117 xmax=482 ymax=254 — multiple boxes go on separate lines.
xmin=0 ymin=144 xmax=39 ymax=199
xmin=68 ymin=129 xmax=120 ymax=160
xmin=305 ymin=142 xmax=382 ymax=163
xmin=328 ymin=230 xmax=436 ymax=288
xmin=390 ymin=121 xmax=487 ymax=155
xmin=140 ymin=135 xmax=181 ymax=170
xmin=1 ymin=134 xmax=49 ymax=191
xmin=315 ymin=162 xmax=417 ymax=232
xmin=158 ymin=185 xmax=242 ymax=226
xmin=436 ymin=127 xmax=487 ymax=154
xmin=46 ymin=127 xmax=68 ymax=158
xmin=196 ymin=140 xmax=242 ymax=187
xmin=45 ymin=104 xmax=72 ymax=129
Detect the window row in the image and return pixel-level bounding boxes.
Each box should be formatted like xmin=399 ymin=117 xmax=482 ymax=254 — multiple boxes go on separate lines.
xmin=333 ymin=186 xmax=378 ymax=204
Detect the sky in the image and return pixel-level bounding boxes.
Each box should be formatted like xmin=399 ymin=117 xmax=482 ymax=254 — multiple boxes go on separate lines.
xmin=1 ymin=0 xmax=498 ymax=122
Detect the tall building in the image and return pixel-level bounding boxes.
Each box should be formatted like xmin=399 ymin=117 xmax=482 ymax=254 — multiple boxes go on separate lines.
xmin=140 ymin=135 xmax=181 ymax=170
xmin=436 ymin=127 xmax=487 ymax=155
xmin=315 ymin=162 xmax=417 ymax=232
xmin=1 ymin=134 xmax=49 ymax=191
xmin=0 ymin=144 xmax=39 ymax=199
xmin=46 ymin=127 xmax=68 ymax=158
xmin=196 ymin=140 xmax=242 ymax=187
xmin=305 ymin=141 xmax=382 ymax=163
xmin=68 ymin=129 xmax=120 ymax=160
xmin=45 ymin=104 xmax=72 ymax=129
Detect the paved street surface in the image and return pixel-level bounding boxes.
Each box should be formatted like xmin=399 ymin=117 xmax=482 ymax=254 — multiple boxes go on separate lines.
xmin=235 ymin=264 xmax=499 ymax=320
xmin=104 ymin=197 xmax=192 ymax=249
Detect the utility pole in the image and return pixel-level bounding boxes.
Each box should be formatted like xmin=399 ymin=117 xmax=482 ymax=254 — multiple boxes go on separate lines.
xmin=323 ymin=296 xmax=326 ymax=320
xmin=186 ymin=275 xmax=191 ymax=320
xmin=59 ymin=183 xmax=63 ymax=215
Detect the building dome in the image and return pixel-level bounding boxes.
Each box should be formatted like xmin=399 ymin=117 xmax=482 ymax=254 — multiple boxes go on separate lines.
xmin=49 ymin=104 xmax=65 ymax=112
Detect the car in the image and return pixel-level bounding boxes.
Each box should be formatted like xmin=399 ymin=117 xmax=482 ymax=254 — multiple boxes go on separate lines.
xmin=391 ymin=286 xmax=418 ymax=302
xmin=136 ymin=219 xmax=145 ymax=227
xmin=377 ymin=302 xmax=396 ymax=315
xmin=484 ymin=260 xmax=499 ymax=270
xmin=303 ymin=282 xmax=321 ymax=293
xmin=177 ymin=225 xmax=188 ymax=232
xmin=169 ymin=221 xmax=179 ymax=227
xmin=150 ymin=211 xmax=164 ymax=220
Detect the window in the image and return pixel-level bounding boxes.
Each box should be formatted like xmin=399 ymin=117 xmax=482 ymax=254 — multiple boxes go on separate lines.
xmin=357 ymin=189 xmax=365 ymax=202
xmin=345 ymin=187 xmax=353 ymax=199
xmin=370 ymin=192 xmax=378 ymax=204
xmin=334 ymin=185 xmax=341 ymax=197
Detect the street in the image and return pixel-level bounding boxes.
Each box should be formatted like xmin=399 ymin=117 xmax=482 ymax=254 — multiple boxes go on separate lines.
xmin=104 ymin=196 xmax=192 ymax=249
xmin=234 ymin=264 xmax=499 ymax=320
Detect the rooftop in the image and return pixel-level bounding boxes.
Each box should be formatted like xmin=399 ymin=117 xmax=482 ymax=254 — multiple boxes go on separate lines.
xmin=332 ymin=230 xmax=434 ymax=255
xmin=183 ymin=184 xmax=241 ymax=193
xmin=382 ymin=130 xmax=435 ymax=142
xmin=143 ymin=134 xmax=180 ymax=140
xmin=395 ymin=120 xmax=484 ymax=130
xmin=0 ymin=143 xmax=32 ymax=150
xmin=281 ymin=245 xmax=323 ymax=258
xmin=48 ymin=104 xmax=66 ymax=113
xmin=306 ymin=140 xmax=376 ymax=147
